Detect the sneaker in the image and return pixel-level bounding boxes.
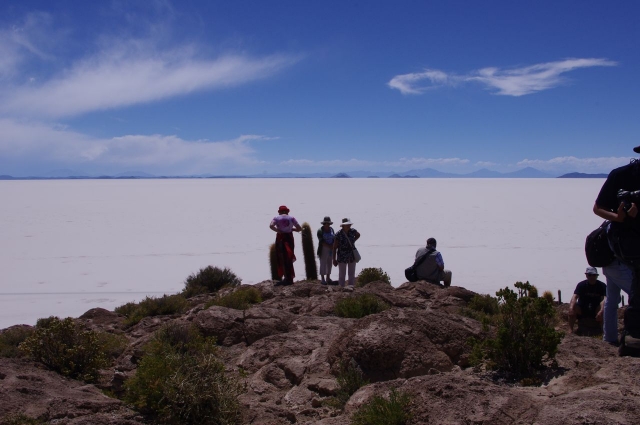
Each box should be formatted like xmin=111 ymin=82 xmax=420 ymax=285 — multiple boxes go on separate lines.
xmin=321 ymin=278 xmax=327 ymax=285
xmin=345 ymin=286 xmax=354 ymax=292
xmin=328 ymin=279 xmax=339 ymax=286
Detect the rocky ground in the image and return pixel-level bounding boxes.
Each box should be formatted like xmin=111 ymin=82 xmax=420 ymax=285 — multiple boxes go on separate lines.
xmin=2 ymin=280 xmax=640 ymax=424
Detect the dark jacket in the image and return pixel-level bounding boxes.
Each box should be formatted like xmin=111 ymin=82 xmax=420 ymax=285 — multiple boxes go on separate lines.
xmin=316 ymin=227 xmax=335 ymax=257
xmin=414 ymin=247 xmax=443 ymax=282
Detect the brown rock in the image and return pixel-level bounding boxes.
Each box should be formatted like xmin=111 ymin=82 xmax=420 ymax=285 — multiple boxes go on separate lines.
xmin=327 ymin=307 xmax=482 ymax=382
xmin=2 ymin=278 xmax=640 ymax=425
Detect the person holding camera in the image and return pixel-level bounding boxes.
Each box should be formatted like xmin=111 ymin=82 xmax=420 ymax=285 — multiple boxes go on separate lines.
xmin=414 ymin=238 xmax=452 ymax=287
xmin=593 ymin=146 xmax=640 ymax=346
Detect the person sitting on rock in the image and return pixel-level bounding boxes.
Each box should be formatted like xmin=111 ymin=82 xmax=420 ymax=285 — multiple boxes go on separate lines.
xmin=568 ymin=267 xmax=607 ymax=333
xmin=414 ymin=237 xmax=452 ymax=287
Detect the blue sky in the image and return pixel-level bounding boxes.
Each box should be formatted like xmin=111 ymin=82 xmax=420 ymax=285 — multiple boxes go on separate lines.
xmin=0 ymin=0 xmax=638 ymax=176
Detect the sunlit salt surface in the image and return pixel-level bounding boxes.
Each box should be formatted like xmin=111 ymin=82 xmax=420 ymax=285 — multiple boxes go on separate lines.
xmin=0 ymin=178 xmax=607 ymax=329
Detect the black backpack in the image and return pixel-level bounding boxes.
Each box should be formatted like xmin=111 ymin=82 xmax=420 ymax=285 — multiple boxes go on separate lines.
xmin=585 ymin=220 xmax=615 ymax=267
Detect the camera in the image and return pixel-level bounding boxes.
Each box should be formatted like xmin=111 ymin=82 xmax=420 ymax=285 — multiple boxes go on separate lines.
xmin=617 ymin=189 xmax=640 ymax=212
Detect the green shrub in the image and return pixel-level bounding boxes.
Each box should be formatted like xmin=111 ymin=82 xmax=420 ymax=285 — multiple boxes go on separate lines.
xmin=542 ymin=290 xmax=554 ymax=303
xmin=0 ymin=414 xmax=44 ymax=425
xmin=335 ymin=293 xmax=390 ymax=319
xmin=183 ymin=266 xmax=242 ymax=298
xmin=0 ymin=326 xmax=34 ymax=358
xmin=326 ymin=359 xmax=369 ymax=409
xmin=514 ymin=281 xmax=537 ymax=298
xmin=18 ymin=317 xmax=110 ymax=382
xmin=356 ymin=267 xmax=391 ymax=287
xmin=206 ymin=287 xmax=262 ymax=310
xmin=115 ymin=294 xmax=189 ymax=327
xmin=301 ymin=222 xmax=318 ymax=280
xmin=96 ymin=332 xmax=129 ymax=359
xmin=350 ymin=389 xmax=412 ymax=425
xmin=470 ymin=294 xmax=499 ymax=314
xmin=461 ymin=294 xmax=500 ymax=322
xmin=125 ymin=323 xmax=243 ymax=425
xmin=470 ymin=284 xmax=564 ymax=378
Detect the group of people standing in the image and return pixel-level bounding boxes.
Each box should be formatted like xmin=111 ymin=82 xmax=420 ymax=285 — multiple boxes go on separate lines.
xmin=269 ymin=206 xmax=361 ymax=289
xmin=269 ymin=205 xmax=452 ymax=289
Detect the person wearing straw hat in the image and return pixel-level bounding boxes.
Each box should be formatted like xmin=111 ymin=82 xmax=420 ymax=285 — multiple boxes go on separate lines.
xmin=270 ymin=205 xmax=302 ymax=285
xmin=317 ymin=216 xmax=336 ymax=285
xmin=332 ymin=218 xmax=361 ymax=290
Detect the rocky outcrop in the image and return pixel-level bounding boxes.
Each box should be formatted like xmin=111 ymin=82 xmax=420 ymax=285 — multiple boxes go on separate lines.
xmin=0 ymin=358 xmax=144 ymax=424
xmin=327 ymin=307 xmax=481 ymax=382
xmin=2 ymin=279 xmax=640 ymax=425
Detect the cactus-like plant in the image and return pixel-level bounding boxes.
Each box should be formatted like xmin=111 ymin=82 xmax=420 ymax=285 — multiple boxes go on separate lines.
xmin=269 ymin=243 xmax=279 ymax=281
xmin=542 ymin=290 xmax=554 ymax=304
xmin=301 ymin=222 xmax=318 ymax=280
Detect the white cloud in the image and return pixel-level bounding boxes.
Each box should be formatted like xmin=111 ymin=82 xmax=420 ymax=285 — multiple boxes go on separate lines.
xmin=475 ymin=161 xmax=497 ymax=167
xmin=387 ymin=70 xmax=452 ymax=95
xmin=280 ymin=157 xmax=470 ymax=169
xmin=0 ymin=12 xmax=300 ymax=175
xmin=0 ymin=118 xmax=268 ymax=174
xmin=388 ymin=58 xmax=617 ymax=96
xmin=0 ymin=43 xmax=299 ymax=118
xmin=516 ymin=156 xmax=630 ymax=173
xmin=280 ymin=158 xmax=376 ymax=168
xmin=388 ymin=157 xmax=469 ymax=167
xmin=0 ymin=12 xmax=60 ymax=80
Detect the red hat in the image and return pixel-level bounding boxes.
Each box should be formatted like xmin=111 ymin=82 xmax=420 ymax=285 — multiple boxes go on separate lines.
xmin=278 ymin=205 xmax=290 ymax=213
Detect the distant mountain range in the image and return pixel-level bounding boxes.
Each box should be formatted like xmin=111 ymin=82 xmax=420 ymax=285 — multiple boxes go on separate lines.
xmin=0 ymin=168 xmax=610 ymax=180
xmin=557 ymin=172 xmax=609 ymax=178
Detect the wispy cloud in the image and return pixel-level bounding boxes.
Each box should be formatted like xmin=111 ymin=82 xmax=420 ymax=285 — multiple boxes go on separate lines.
xmin=0 ymin=118 xmax=269 ymax=175
xmin=0 ymin=12 xmax=59 ymax=80
xmin=388 ymin=58 xmax=617 ymax=96
xmin=280 ymin=158 xmax=376 ymax=168
xmin=0 ymin=11 xmax=300 ymax=175
xmin=0 ymin=43 xmax=299 ymax=118
xmin=387 ymin=157 xmax=469 ymax=168
xmin=517 ymin=156 xmax=630 ymax=173
xmin=387 ymin=70 xmax=452 ymax=95
xmin=280 ymin=157 xmax=470 ymax=170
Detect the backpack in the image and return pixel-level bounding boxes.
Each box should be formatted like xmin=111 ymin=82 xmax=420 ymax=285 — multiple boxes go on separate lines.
xmin=585 ymin=220 xmax=615 ymax=267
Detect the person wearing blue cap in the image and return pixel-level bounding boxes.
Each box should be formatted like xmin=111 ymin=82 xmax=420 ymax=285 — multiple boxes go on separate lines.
xmin=568 ymin=267 xmax=607 ymax=334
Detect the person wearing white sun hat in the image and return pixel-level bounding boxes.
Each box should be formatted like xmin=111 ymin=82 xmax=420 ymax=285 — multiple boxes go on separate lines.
xmin=332 ymin=218 xmax=360 ymax=289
